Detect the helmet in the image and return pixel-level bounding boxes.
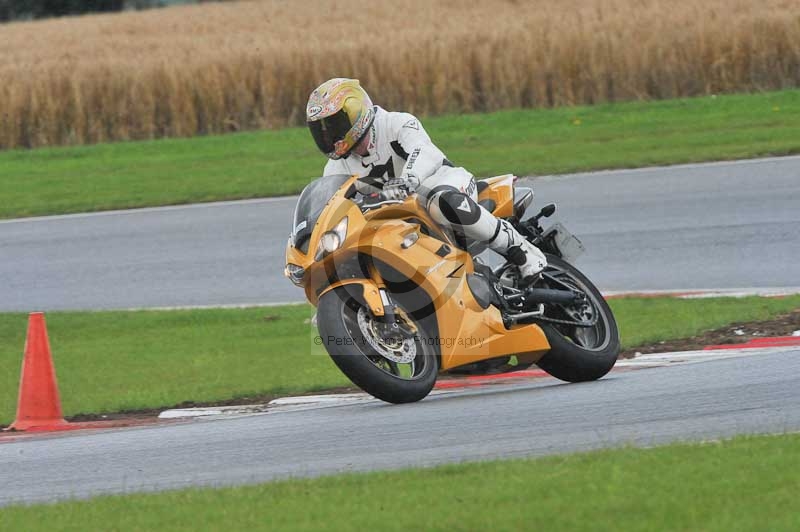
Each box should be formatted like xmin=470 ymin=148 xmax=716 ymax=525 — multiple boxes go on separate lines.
xmin=306 ymin=78 xmax=375 ymax=160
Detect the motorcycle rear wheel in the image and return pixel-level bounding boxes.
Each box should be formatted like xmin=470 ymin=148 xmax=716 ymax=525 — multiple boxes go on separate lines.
xmin=535 ymin=255 xmax=620 ymax=382
xmin=317 ymin=289 xmax=439 ymax=404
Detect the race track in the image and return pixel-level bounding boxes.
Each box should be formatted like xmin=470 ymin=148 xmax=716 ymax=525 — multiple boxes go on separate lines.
xmin=1 ymin=156 xmax=799 ymax=311
xmin=2 ymin=156 xmax=799 ymax=508
xmin=2 ymin=349 xmax=799 ymax=506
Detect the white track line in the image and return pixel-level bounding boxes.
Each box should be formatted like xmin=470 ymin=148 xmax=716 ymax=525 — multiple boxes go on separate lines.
xmin=125 ymin=288 xmax=800 ymax=312
xmin=528 ymin=154 xmax=800 ymax=181
xmin=604 ymin=287 xmax=800 ymax=299
xmin=0 ymin=196 xmax=296 ymax=225
xmin=117 ymin=301 xmax=307 ymax=312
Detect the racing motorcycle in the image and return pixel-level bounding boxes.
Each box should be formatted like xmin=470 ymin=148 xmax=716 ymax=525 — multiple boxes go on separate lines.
xmin=285 ymin=173 xmax=620 ymax=403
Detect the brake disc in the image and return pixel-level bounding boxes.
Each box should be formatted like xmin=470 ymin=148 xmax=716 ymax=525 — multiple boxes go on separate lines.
xmin=356 ymin=307 xmax=417 ymax=364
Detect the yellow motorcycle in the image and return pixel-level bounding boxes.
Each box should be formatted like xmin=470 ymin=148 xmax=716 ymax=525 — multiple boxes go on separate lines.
xmin=285 ymin=174 xmax=619 ymax=403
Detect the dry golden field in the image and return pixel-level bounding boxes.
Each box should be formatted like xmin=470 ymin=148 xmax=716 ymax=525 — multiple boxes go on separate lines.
xmin=1 ymin=0 xmax=799 ymax=149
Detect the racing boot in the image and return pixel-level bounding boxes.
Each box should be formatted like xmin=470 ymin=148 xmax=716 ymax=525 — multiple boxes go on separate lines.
xmin=486 ymin=219 xmax=548 ymax=286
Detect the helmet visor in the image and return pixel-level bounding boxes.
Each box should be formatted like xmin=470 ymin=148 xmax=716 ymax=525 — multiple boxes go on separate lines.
xmin=308 ymin=109 xmax=353 ymax=156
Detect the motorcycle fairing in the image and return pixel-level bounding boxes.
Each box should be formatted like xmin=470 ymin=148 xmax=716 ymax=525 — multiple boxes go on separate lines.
xmin=286 ymin=174 xmax=551 ymax=372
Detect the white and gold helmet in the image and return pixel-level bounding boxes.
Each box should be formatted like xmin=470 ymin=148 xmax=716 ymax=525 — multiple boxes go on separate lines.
xmin=306 ymin=78 xmax=375 ymax=160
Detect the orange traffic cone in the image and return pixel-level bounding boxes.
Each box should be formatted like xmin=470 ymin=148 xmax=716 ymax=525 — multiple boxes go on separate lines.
xmin=8 ymin=312 xmax=68 ymax=431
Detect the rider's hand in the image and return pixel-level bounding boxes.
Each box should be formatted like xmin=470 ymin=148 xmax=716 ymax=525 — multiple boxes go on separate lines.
xmin=382 ymin=178 xmax=410 ymax=201
xmin=403 ymin=173 xmax=421 ymax=193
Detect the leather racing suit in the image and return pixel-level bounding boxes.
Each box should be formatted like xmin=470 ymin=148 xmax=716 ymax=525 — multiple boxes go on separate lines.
xmin=323 ymin=106 xmax=547 ymax=281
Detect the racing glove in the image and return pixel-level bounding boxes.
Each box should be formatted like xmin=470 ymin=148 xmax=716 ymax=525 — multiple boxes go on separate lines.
xmin=382 ymin=176 xmax=418 ymax=201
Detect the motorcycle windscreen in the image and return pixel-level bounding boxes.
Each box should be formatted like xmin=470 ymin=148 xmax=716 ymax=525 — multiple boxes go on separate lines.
xmin=291 ymin=174 xmax=353 ymax=253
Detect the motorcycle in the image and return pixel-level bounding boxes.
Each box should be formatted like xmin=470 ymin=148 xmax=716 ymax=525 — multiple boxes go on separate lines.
xmin=285 ymin=173 xmax=620 ymax=403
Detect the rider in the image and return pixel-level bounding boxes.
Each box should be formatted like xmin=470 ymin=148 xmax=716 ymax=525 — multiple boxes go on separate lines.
xmin=306 ymin=78 xmax=547 ymax=284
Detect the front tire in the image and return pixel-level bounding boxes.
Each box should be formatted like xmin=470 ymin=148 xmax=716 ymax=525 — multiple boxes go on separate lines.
xmin=317 ymin=289 xmax=439 ymax=404
xmin=535 ymin=255 xmax=620 ymax=382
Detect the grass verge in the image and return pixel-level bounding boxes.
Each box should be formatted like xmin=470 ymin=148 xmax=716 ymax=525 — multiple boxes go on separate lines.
xmin=2 ymin=89 xmax=800 ymax=219
xmin=1 ymin=295 xmax=799 ymax=426
xmin=1 ymin=433 xmax=798 ymax=531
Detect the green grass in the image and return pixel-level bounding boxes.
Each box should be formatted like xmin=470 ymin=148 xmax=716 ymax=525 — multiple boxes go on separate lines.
xmin=0 ymin=306 xmax=346 ymax=425
xmin=2 ymin=90 xmax=800 ymax=218
xmin=1 ymin=295 xmax=798 ymax=426
xmin=611 ymin=295 xmax=800 ymax=348
xmin=2 ymin=433 xmax=798 ymax=531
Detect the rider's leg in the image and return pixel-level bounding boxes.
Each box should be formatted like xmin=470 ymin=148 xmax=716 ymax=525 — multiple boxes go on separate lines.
xmin=416 ymin=167 xmax=547 ymax=283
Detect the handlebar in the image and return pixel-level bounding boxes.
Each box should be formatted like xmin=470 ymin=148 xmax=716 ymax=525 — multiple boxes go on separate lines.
xmin=357 ymin=192 xmax=406 ymax=210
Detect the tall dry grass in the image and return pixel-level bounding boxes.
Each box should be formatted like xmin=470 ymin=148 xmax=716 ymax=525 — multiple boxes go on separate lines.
xmin=1 ymin=0 xmax=799 ymax=149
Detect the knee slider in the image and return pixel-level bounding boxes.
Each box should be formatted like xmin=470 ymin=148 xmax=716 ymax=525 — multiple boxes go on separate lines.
xmin=431 ymin=189 xmax=481 ymax=227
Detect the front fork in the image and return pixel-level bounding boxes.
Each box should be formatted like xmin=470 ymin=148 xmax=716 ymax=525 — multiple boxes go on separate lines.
xmin=318 ymin=276 xmax=415 ymax=339
xmin=365 ymin=262 xmax=417 ymax=339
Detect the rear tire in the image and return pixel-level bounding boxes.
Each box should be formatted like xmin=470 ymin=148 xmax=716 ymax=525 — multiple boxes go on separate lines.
xmin=535 ymin=255 xmax=620 ymax=382
xmin=317 ymin=289 xmax=439 ymax=404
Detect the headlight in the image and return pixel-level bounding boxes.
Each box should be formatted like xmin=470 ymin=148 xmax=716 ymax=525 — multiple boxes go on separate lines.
xmin=320 ymin=232 xmax=341 ymax=254
xmin=284 ymin=263 xmax=305 ymax=285
xmin=315 ymin=216 xmax=348 ymax=260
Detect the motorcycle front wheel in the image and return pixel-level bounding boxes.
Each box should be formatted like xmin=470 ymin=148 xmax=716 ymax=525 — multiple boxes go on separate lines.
xmin=316 ymin=288 xmax=439 ymax=404
xmin=535 ymin=255 xmax=620 ymax=382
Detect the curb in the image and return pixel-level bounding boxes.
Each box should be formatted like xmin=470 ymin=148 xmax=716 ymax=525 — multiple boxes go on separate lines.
xmin=156 ymin=339 xmax=800 ymax=419
xmin=0 ymin=418 xmax=178 ymax=442
xmin=704 ymin=335 xmax=800 ymax=350
xmin=157 ymin=404 xmax=269 ymax=419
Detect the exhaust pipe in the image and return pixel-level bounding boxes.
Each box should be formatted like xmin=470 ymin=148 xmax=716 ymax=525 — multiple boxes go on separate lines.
xmin=523 ymin=288 xmax=582 ymax=306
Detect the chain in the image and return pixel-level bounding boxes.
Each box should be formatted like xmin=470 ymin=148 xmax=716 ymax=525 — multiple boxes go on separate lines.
xmin=532 ymin=313 xmax=598 ymax=327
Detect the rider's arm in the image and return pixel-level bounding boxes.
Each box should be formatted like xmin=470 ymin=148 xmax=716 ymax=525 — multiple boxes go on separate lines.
xmin=324 ymin=154 xmax=381 ymax=195
xmin=392 ymin=113 xmax=449 ymax=185
xmin=323 ymin=159 xmax=349 ymax=177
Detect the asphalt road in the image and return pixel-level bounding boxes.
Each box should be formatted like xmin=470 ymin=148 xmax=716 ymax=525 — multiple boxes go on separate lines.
xmin=1 ymin=349 xmax=798 ymax=506
xmin=1 ymin=156 xmax=799 ymax=311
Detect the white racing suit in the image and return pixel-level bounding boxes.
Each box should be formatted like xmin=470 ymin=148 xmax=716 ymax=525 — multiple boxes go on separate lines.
xmin=323 ymin=106 xmax=547 ymax=281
